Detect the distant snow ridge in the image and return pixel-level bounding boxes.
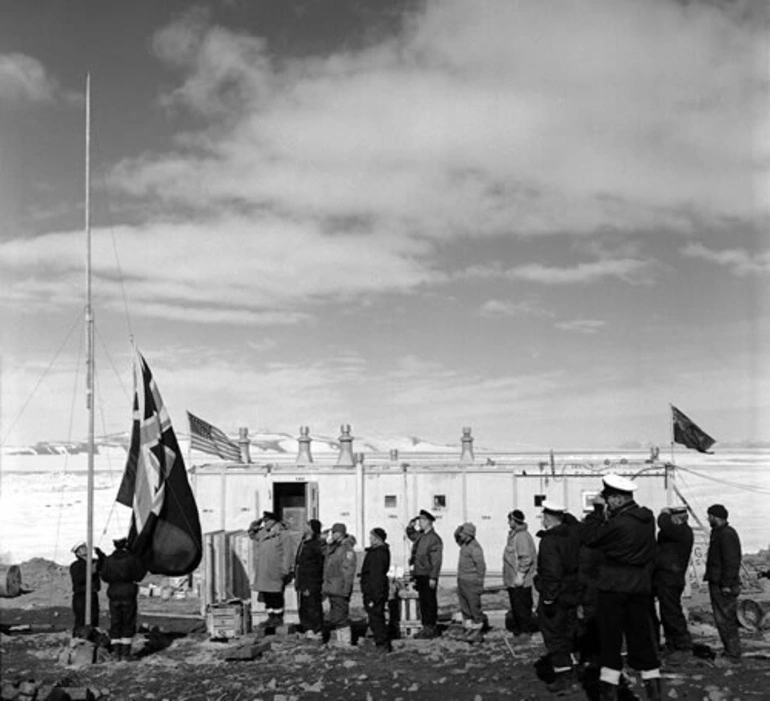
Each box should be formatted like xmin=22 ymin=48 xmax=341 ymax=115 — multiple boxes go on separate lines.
xmin=1 ymin=431 xmax=461 ymax=458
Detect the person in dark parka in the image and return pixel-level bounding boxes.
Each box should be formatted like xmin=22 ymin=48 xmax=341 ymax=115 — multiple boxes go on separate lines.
xmin=97 ymin=537 xmax=147 ymax=661
xmin=704 ymin=503 xmax=742 ymax=664
xmin=294 ymin=519 xmax=326 ymax=638
xmin=535 ymin=500 xmax=581 ymax=695
xmin=652 ymin=506 xmax=694 ymax=658
xmin=360 ymin=527 xmax=392 ymax=652
xmin=69 ymin=541 xmax=101 ymax=637
xmin=582 ymin=474 xmax=662 ymax=701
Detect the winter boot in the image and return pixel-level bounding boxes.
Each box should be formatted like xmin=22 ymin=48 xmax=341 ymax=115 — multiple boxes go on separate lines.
xmin=464 ymin=627 xmax=484 ymax=644
xmin=642 ymin=678 xmax=662 ymax=701
xmin=546 ymin=669 xmax=575 ymax=696
xmin=599 ymin=682 xmax=619 ymax=701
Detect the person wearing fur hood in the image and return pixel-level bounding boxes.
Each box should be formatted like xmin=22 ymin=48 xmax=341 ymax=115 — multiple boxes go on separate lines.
xmin=454 ymin=522 xmax=487 ymax=643
xmin=322 ymin=523 xmax=358 ymax=635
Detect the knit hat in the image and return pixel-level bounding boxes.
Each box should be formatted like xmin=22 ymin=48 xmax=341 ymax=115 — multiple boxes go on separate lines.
xmin=370 ymin=527 xmax=387 ymax=542
xmin=309 ymin=519 xmax=322 ymax=535
xmin=707 ymin=504 xmax=728 ymax=520
xmin=113 ymin=537 xmax=129 ymax=549
xmin=418 ymin=509 xmax=436 ymax=522
xmin=263 ymin=511 xmax=278 ymax=521
xmin=331 ymin=522 xmax=347 ymax=535
xmin=509 ymin=509 xmax=525 ymax=523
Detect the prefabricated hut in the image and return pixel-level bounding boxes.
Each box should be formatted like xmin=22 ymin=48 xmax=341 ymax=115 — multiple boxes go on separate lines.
xmin=190 ymin=426 xmax=688 ymax=610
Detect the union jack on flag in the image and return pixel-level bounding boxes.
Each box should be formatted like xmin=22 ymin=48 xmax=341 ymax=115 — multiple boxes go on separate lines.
xmin=116 ymin=350 xmax=202 ymax=575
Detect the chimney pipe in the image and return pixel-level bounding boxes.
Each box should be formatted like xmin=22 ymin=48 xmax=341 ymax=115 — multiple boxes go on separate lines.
xmin=336 ymin=424 xmax=355 ymax=466
xmin=238 ymin=427 xmax=251 ymax=464
xmin=460 ymin=426 xmax=475 ymax=464
xmin=296 ymin=426 xmax=313 ymax=465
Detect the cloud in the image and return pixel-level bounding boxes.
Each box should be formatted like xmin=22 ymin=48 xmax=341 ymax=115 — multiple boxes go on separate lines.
xmin=555 ymin=319 xmax=606 ymax=334
xmin=680 ymin=242 xmax=770 ymax=276
xmin=507 ymin=258 xmax=655 ymax=285
xmin=0 ymin=53 xmax=56 ymax=104
xmin=109 ymin=0 xmax=767 ymax=247
xmin=478 ymin=299 xmax=552 ymax=318
xmin=0 ymin=214 xmax=441 ymax=322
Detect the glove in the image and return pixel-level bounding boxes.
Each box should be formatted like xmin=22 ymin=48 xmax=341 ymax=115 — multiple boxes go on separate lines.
xmin=429 ymin=579 xmax=437 ymax=590
xmin=283 ymin=573 xmax=294 ymax=586
xmin=541 ymin=600 xmax=556 ymax=618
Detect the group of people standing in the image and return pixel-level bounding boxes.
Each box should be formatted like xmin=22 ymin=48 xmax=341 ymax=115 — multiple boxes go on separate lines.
xmin=401 ymin=474 xmax=743 ymax=701
xmin=248 ymin=511 xmax=393 ymax=653
xmin=525 ymin=474 xmax=742 ymax=700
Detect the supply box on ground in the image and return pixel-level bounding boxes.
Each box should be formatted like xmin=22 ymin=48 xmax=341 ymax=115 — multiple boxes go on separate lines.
xmin=207 ymin=599 xmax=252 ymax=639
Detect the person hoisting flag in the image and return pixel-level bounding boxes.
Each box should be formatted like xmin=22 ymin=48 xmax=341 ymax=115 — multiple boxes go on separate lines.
xmin=671 ymin=405 xmax=716 ymax=454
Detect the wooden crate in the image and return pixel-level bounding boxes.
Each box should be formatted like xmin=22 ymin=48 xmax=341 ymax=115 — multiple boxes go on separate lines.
xmin=399 ymin=621 xmax=422 ymax=639
xmin=207 ymin=600 xmax=251 ymax=639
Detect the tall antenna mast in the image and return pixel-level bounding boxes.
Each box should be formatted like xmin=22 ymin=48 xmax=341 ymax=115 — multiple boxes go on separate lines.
xmin=85 ymin=73 xmax=96 ymax=627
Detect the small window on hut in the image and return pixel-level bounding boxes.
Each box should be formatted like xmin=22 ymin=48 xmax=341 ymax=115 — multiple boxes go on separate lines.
xmin=433 ymin=494 xmax=447 ymax=510
xmin=384 ymin=495 xmax=397 ymax=508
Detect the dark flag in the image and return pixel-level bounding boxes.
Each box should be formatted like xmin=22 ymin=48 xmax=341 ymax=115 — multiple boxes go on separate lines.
xmin=117 ymin=351 xmax=202 ymax=575
xmin=187 ymin=411 xmax=242 ymax=462
xmin=671 ymin=405 xmax=716 ymax=454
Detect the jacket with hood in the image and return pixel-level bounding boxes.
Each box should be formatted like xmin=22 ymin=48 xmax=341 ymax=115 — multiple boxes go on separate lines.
xmin=251 ymin=523 xmax=296 ymax=593
xmin=654 ymin=511 xmax=694 ymax=587
xmin=457 ymin=538 xmax=486 ymax=584
xmin=99 ymin=548 xmax=147 ymax=600
xmin=502 ymin=524 xmax=537 ymax=588
xmin=360 ymin=542 xmax=391 ymax=604
xmin=704 ymin=523 xmax=741 ymax=589
xmin=535 ymin=513 xmax=580 ymax=604
xmin=323 ymin=534 xmax=358 ymax=598
xmin=406 ymin=524 xmax=443 ymax=579
xmin=581 ymin=501 xmax=656 ymax=593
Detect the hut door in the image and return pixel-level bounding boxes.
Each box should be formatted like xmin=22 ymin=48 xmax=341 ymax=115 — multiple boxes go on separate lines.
xmin=273 ymin=481 xmax=319 ymax=533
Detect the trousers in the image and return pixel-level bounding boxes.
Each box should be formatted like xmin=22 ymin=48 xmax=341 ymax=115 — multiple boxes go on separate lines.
xmin=414 ymin=575 xmax=438 ymax=627
xmin=508 ymin=586 xmax=537 ymax=634
xmin=298 ymin=590 xmax=323 ymax=633
xmin=597 ymin=590 xmax=659 ymax=673
xmin=538 ymin=600 xmax=577 ymax=670
xmin=652 ymin=579 xmax=691 ymax=651
xmin=108 ymin=597 xmax=138 ymax=640
xmin=709 ymin=584 xmax=741 ymax=658
xmin=457 ymin=578 xmax=485 ymax=625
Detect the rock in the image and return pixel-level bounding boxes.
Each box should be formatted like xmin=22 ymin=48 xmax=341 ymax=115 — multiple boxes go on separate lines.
xmin=300 ymin=681 xmax=324 ymax=693
xmin=342 ymin=660 xmax=357 ymax=669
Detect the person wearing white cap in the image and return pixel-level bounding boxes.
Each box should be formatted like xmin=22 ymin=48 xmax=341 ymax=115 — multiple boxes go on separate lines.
xmin=581 ymin=474 xmax=662 ymax=701
xmin=534 ymin=499 xmax=580 ymax=695
xmin=69 ymin=540 xmax=101 ymax=637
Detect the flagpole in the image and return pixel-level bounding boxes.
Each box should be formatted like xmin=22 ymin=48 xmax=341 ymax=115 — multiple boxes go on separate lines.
xmin=84 ymin=73 xmax=96 ymax=628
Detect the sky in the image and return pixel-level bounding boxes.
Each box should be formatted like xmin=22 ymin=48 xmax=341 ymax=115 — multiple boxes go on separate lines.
xmin=1 ymin=0 xmax=769 ymax=451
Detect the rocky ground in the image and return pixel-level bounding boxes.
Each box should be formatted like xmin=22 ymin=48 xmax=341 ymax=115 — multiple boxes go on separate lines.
xmin=2 ymin=559 xmax=770 ymax=701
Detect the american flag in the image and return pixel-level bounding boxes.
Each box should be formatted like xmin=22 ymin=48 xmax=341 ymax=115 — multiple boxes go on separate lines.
xmin=187 ymin=411 xmax=242 ymax=462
